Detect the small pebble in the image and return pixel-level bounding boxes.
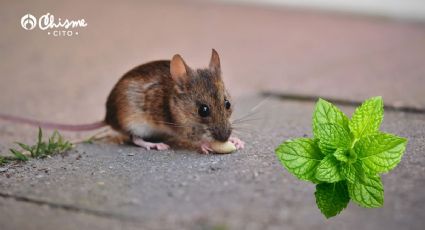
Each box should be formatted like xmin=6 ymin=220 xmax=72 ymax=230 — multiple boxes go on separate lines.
xmin=0 ymin=167 xmax=8 ymax=172
xmin=126 ymin=198 xmax=140 ymax=205
xmin=127 ymin=153 xmax=135 ymax=156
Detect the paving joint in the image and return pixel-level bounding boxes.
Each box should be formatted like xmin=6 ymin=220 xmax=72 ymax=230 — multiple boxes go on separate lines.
xmin=0 ymin=192 xmax=139 ymax=223
xmin=262 ymin=91 xmax=425 ymax=114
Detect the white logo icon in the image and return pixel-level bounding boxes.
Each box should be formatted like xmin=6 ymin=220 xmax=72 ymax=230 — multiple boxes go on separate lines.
xmin=19 ymin=13 xmax=87 ymax=37
xmin=21 ymin=14 xmax=37 ymax=30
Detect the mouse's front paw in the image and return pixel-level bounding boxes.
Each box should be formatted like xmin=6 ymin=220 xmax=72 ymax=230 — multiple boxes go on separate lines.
xmin=200 ymin=142 xmax=213 ymax=154
xmin=229 ymin=136 xmax=245 ymax=150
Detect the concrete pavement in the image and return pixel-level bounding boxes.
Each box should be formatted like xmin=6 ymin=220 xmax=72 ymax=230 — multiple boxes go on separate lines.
xmin=1 ymin=96 xmax=425 ymax=230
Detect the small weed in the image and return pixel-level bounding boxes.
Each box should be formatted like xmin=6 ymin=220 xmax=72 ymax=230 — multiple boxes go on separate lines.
xmin=1 ymin=128 xmax=73 ymax=166
xmin=0 ymin=156 xmax=15 ymax=166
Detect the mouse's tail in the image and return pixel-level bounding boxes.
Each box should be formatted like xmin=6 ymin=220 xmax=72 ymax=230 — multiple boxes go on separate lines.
xmin=0 ymin=113 xmax=106 ymax=131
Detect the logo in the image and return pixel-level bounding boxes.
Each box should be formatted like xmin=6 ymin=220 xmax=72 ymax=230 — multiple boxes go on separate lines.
xmin=20 ymin=13 xmax=87 ymax=37
xmin=21 ymin=14 xmax=37 ymax=30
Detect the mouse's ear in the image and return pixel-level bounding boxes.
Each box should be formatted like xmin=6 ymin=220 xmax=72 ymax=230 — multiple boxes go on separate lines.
xmin=209 ymin=49 xmax=221 ymax=71
xmin=170 ymin=54 xmax=189 ymax=83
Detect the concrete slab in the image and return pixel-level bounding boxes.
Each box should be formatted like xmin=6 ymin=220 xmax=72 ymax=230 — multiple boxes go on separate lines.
xmin=0 ymin=196 xmax=141 ymax=230
xmin=1 ymin=96 xmax=424 ymax=229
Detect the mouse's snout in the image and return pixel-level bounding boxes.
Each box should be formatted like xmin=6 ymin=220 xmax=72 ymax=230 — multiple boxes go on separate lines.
xmin=210 ymin=125 xmax=232 ymax=142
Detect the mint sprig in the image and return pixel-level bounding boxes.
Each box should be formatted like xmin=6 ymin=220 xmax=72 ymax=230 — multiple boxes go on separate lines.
xmin=275 ymin=96 xmax=408 ymax=218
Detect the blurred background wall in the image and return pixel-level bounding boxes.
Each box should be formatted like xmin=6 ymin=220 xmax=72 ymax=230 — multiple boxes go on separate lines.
xmin=224 ymin=0 xmax=425 ymax=21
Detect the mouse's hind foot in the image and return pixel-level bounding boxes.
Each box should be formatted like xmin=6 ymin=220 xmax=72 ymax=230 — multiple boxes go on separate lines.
xmin=132 ymin=136 xmax=170 ymax=150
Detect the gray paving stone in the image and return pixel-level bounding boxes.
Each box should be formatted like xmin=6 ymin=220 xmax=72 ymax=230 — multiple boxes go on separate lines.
xmin=1 ymin=96 xmax=424 ymax=230
xmin=0 ymin=196 xmax=141 ymax=230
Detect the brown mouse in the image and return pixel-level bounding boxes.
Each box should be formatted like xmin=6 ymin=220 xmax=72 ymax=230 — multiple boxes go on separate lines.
xmin=0 ymin=49 xmax=244 ymax=154
xmin=105 ymin=49 xmax=243 ymax=153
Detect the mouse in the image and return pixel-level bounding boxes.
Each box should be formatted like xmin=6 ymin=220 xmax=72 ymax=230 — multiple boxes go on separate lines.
xmin=0 ymin=49 xmax=244 ymax=154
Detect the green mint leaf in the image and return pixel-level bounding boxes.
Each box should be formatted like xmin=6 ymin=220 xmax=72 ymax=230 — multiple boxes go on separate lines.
xmin=315 ymin=181 xmax=350 ymax=218
xmin=348 ymin=174 xmax=384 ymax=208
xmin=349 ymin=97 xmax=383 ymax=139
xmin=315 ymin=155 xmax=343 ymax=183
xmin=315 ymin=123 xmax=352 ymax=154
xmin=333 ymin=148 xmax=348 ymax=162
xmin=333 ymin=148 xmax=357 ymax=163
xmin=355 ymin=133 xmax=407 ymax=174
xmin=341 ymin=161 xmax=365 ymax=183
xmin=276 ymin=138 xmax=323 ymax=183
xmin=313 ymin=98 xmax=349 ymax=137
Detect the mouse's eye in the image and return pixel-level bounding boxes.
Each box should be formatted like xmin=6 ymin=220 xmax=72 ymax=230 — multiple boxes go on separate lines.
xmin=198 ymin=104 xmax=210 ymax=117
xmin=224 ymin=100 xmax=231 ymax=110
